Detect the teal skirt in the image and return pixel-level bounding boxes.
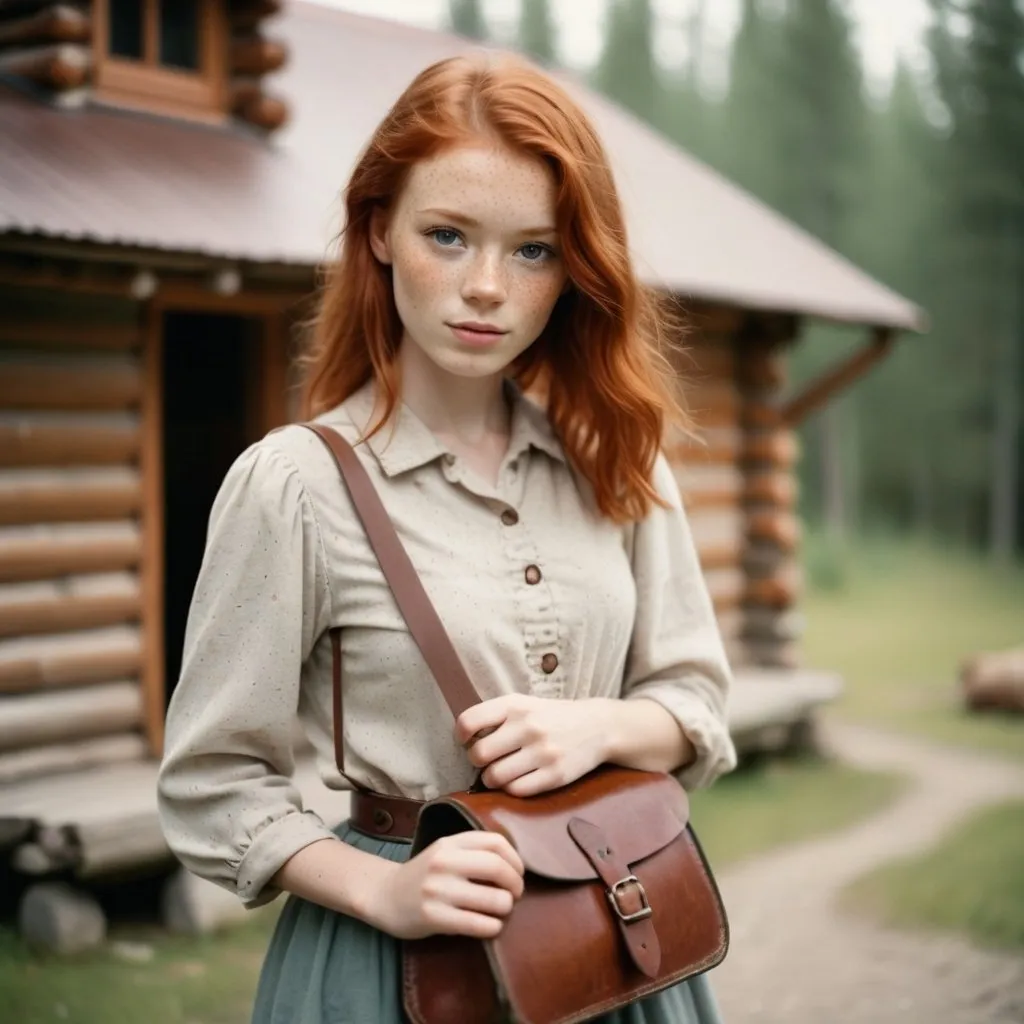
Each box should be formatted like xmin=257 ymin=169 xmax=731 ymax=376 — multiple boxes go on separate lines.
xmin=253 ymin=821 xmax=725 ymax=1023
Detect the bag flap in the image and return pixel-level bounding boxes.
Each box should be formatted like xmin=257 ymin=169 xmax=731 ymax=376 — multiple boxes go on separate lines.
xmin=418 ymin=766 xmax=689 ymax=881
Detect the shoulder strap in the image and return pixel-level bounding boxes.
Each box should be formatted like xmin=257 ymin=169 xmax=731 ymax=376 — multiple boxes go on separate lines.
xmin=300 ymin=423 xmax=484 ymax=774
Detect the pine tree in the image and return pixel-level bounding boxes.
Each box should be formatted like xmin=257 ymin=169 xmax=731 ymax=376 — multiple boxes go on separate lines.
xmin=518 ymin=0 xmax=557 ymax=67
xmin=592 ymin=0 xmax=658 ymax=127
xmin=448 ymin=0 xmax=487 ymax=41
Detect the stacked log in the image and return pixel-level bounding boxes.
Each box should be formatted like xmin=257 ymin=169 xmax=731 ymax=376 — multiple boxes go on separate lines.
xmin=0 ymin=287 xmax=151 ymax=785
xmin=227 ymin=1 xmax=290 ymax=132
xmin=738 ymin=319 xmax=803 ymax=668
xmin=665 ymin=307 xmax=747 ymax=663
xmin=0 ymin=4 xmax=92 ymax=97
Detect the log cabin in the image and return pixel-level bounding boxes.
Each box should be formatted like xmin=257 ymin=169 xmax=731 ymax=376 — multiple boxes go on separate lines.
xmin=0 ymin=1 xmax=923 ymax=891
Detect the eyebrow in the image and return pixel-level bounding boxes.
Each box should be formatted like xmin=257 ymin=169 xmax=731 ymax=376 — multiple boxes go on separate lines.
xmin=419 ymin=208 xmax=557 ymax=236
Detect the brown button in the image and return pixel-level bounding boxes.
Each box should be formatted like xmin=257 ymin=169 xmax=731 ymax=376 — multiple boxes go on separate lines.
xmin=541 ymin=653 xmax=559 ymax=674
xmin=501 ymin=508 xmax=519 ymax=526
xmin=524 ymin=564 xmax=542 ymax=585
xmin=372 ymin=808 xmax=394 ymax=833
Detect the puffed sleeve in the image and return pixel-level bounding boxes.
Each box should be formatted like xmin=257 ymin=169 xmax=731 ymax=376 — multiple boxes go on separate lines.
xmin=621 ymin=453 xmax=738 ymax=790
xmin=157 ymin=439 xmax=338 ymax=907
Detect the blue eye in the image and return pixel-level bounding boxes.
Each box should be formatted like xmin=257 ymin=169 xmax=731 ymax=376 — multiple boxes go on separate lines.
xmin=429 ymin=228 xmax=461 ymax=247
xmin=518 ymin=243 xmax=551 ymax=262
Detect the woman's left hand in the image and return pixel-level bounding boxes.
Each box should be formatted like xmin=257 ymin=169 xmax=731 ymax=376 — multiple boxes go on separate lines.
xmin=454 ymin=695 xmax=614 ymax=797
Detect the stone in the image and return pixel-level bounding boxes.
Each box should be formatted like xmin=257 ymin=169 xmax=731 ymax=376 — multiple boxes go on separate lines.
xmin=18 ymin=882 xmax=106 ymax=955
xmin=161 ymin=867 xmax=248 ymax=935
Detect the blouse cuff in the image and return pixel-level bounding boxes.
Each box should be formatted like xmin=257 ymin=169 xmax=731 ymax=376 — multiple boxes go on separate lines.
xmin=236 ymin=810 xmax=339 ymax=908
xmin=625 ymin=683 xmax=737 ymax=791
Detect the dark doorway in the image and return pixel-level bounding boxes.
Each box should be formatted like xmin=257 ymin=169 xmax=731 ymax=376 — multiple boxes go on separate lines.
xmin=162 ymin=312 xmax=262 ymax=701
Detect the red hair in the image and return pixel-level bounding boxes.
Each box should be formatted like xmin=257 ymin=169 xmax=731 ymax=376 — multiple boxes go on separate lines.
xmin=301 ymin=54 xmax=689 ymax=522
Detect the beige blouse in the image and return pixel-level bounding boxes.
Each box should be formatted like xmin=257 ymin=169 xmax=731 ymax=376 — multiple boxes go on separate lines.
xmin=157 ymin=380 xmax=737 ymax=908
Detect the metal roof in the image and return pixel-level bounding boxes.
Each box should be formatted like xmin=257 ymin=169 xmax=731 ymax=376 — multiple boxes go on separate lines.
xmin=0 ymin=2 xmax=923 ymax=330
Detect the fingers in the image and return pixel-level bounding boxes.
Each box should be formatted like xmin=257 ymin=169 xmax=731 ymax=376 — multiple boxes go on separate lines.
xmin=440 ymin=829 xmax=525 ymax=874
xmin=479 ymin=747 xmax=538 ymax=790
xmin=466 ymin=722 xmax=527 ymax=769
xmin=425 ymin=903 xmax=506 ymax=940
xmin=455 ymin=698 xmax=513 ymax=746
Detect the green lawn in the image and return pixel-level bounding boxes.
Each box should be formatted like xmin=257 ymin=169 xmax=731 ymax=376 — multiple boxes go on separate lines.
xmin=801 ymin=535 xmax=1024 ymax=760
xmin=1 ymin=754 xmax=902 ymax=1024
xmin=842 ymin=800 xmax=1024 ymax=952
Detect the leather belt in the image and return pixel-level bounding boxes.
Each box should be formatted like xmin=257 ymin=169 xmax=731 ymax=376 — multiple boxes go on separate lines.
xmin=350 ymin=789 xmax=424 ymax=844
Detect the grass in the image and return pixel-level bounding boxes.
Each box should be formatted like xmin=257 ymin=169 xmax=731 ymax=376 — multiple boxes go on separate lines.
xmin=842 ymin=800 xmax=1024 ymax=952
xmin=801 ymin=533 xmax=1024 ymax=760
xmin=0 ymin=908 xmax=280 ymax=1024
xmin=0 ymin=755 xmax=902 ymax=1023
xmin=689 ymin=752 xmax=904 ymax=868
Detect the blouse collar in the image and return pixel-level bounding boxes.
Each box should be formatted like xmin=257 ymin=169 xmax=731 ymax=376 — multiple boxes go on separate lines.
xmin=338 ymin=377 xmax=566 ymax=479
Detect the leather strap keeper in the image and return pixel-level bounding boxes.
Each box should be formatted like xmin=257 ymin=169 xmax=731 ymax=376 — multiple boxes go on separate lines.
xmin=350 ymin=790 xmax=423 ymax=844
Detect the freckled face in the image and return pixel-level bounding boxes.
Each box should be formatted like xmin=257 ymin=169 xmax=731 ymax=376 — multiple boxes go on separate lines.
xmin=369 ymin=140 xmax=567 ymax=381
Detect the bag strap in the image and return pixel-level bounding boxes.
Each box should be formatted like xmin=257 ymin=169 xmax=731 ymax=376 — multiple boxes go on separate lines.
xmin=300 ymin=423 xmax=484 ymax=775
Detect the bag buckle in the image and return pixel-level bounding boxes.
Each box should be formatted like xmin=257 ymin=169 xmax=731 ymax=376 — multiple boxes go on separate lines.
xmin=607 ymin=875 xmax=652 ymax=923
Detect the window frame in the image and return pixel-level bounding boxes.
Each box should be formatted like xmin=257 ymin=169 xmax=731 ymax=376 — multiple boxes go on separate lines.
xmin=93 ymin=0 xmax=228 ymax=123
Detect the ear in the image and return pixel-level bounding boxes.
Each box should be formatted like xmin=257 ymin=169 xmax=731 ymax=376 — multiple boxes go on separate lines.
xmin=369 ymin=206 xmax=393 ymax=265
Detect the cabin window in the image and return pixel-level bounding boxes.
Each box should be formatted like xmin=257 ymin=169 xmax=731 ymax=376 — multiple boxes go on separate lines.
xmin=94 ymin=0 xmax=226 ymax=123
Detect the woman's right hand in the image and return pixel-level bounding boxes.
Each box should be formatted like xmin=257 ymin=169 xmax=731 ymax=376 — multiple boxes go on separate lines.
xmin=368 ymin=831 xmax=525 ymax=940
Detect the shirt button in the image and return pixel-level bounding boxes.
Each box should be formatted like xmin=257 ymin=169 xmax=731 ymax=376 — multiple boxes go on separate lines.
xmin=541 ymin=652 xmax=559 ymax=674
xmin=501 ymin=508 xmax=519 ymax=526
xmin=524 ymin=564 xmax=542 ymax=585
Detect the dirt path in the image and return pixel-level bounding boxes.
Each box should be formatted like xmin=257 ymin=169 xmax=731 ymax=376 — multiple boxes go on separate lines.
xmin=711 ymin=720 xmax=1024 ymax=1024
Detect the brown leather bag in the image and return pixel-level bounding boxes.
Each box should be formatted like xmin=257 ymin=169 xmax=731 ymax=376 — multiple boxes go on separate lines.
xmin=305 ymin=422 xmax=729 ymax=1024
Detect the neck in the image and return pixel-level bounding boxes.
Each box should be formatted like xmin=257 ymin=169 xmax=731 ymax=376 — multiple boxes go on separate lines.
xmin=396 ymin=340 xmax=510 ymax=445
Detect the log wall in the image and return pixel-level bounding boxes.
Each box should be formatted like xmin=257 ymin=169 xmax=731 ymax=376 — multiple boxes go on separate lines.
xmin=666 ymin=306 xmax=803 ymax=670
xmin=0 ymin=286 xmax=153 ymax=784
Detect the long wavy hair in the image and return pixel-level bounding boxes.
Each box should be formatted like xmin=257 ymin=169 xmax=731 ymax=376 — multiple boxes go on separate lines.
xmin=301 ymin=54 xmax=690 ymax=522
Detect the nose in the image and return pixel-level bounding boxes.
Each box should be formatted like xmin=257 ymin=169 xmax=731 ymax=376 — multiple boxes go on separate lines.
xmin=461 ymin=250 xmax=507 ymax=306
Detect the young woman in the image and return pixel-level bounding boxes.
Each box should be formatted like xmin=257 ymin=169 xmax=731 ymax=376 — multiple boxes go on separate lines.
xmin=158 ymin=54 xmax=737 ymax=1024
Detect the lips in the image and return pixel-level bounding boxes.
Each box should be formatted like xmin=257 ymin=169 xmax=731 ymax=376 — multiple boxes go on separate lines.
xmin=447 ymin=322 xmax=507 ymax=345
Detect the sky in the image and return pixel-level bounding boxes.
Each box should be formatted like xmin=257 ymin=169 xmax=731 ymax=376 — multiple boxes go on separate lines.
xmin=308 ymin=0 xmax=933 ymax=95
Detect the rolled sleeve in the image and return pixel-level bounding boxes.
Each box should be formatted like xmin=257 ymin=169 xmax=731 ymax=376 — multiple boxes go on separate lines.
xmin=622 ymin=454 xmax=738 ymax=790
xmin=157 ymin=440 xmax=338 ymax=907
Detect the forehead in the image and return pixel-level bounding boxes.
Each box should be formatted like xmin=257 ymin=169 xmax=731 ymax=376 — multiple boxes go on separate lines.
xmin=398 ymin=140 xmax=557 ymax=226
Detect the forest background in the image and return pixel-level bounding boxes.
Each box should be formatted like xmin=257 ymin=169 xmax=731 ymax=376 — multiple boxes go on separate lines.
xmin=444 ymin=0 xmax=1024 ymax=564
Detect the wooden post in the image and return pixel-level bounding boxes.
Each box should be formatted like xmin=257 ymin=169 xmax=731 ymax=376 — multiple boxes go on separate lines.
xmin=139 ymin=303 xmax=165 ymax=756
xmin=259 ymin=313 xmax=290 ymax=433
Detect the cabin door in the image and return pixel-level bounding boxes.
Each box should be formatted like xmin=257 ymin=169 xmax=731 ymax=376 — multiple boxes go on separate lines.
xmin=160 ymin=311 xmax=289 ymax=710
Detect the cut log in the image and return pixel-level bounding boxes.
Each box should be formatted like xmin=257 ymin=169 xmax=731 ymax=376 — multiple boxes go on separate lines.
xmin=0 ymin=624 xmax=142 ymax=693
xmin=685 ymin=305 xmax=744 ymax=334
xmin=665 ymin=426 xmax=742 ymax=466
xmin=745 ymin=566 xmax=802 ymax=609
xmin=76 ymin=810 xmax=171 ymax=877
xmin=737 ymin=352 xmax=786 ymax=389
xmin=0 ymin=520 xmax=141 ymax=582
xmin=0 ymin=412 xmax=140 ymax=467
xmin=960 ymin=648 xmax=1024 ymax=713
xmin=743 ymin=606 xmax=806 ymax=643
xmin=228 ymin=0 xmax=284 ymax=32
xmin=744 ymin=430 xmax=800 ymax=468
xmin=0 ymin=572 xmax=139 ymax=637
xmin=684 ymin=383 xmax=741 ymax=429
xmin=0 ymin=42 xmax=90 ymax=89
xmin=741 ymin=638 xmax=801 ymax=670
xmin=0 ymin=321 xmax=139 ymax=352
xmin=0 ymin=733 xmax=146 ymax=785
xmin=746 ymin=510 xmax=801 ymax=551
xmin=0 ymin=356 xmax=141 ymax=411
xmin=745 ymin=471 xmax=798 ymax=509
xmin=697 ymin=541 xmax=742 ymax=572
xmin=0 ymin=680 xmax=142 ymax=751
xmin=743 ymin=539 xmax=790 ymax=576
xmin=0 ymin=467 xmax=141 ymax=525
xmin=230 ymin=34 xmax=288 ymax=75
xmin=0 ymin=5 xmax=91 ymax=47
xmin=744 ymin=400 xmax=783 ymax=430
xmin=18 ymin=882 xmax=106 ymax=954
xmin=676 ymin=345 xmax=736 ymax=382
xmin=675 ymin=463 xmax=743 ymax=511
xmin=234 ymin=90 xmax=289 ymax=131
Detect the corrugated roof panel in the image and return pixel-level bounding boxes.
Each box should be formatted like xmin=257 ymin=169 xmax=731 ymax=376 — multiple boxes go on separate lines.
xmin=0 ymin=2 xmax=924 ymax=330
